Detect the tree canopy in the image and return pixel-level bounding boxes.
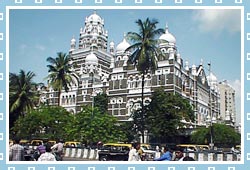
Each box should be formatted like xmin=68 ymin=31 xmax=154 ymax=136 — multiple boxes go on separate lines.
xmin=10 ymin=106 xmax=74 ymax=140
xmin=71 ymin=106 xmax=126 ymax=144
xmin=126 ymin=18 xmax=164 ymax=143
xmin=94 ymin=93 xmax=108 ymax=112
xmin=46 ymin=52 xmax=77 ymax=105
xmin=11 ymin=105 xmax=126 ymax=144
xmin=146 ymin=88 xmax=194 ymax=143
xmin=9 ymin=70 xmax=39 ymax=129
xmin=191 ymin=123 xmax=241 ymax=147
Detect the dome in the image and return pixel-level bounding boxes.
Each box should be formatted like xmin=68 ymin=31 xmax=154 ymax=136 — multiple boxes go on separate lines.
xmin=85 ymin=52 xmax=98 ymax=65
xmin=116 ymin=38 xmax=130 ymax=52
xmin=207 ymin=72 xmax=217 ymax=83
xmin=87 ymin=11 xmax=102 ymax=23
xmin=159 ymin=25 xmax=176 ymax=44
xmin=207 ymin=72 xmax=218 ymax=88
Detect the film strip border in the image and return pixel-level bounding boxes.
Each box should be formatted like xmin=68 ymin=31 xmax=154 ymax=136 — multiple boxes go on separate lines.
xmin=0 ymin=0 xmax=246 ymax=5
xmin=0 ymin=0 xmax=248 ymax=170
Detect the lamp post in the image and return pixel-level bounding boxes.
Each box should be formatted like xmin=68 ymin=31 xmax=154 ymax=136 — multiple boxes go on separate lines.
xmin=208 ymin=62 xmax=214 ymax=150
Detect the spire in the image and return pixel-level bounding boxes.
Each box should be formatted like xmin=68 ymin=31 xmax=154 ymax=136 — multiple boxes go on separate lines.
xmin=70 ymin=35 xmax=76 ymax=51
xmin=200 ymin=58 xmax=203 ymax=66
xmin=123 ymin=32 xmax=127 ymax=41
xmin=165 ymin=22 xmax=169 ymax=33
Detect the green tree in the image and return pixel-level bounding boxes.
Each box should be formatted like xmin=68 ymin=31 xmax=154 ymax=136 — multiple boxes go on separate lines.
xmin=46 ymin=52 xmax=77 ymax=105
xmin=11 ymin=106 xmax=74 ymax=140
xmin=119 ymin=121 xmax=137 ymax=143
xmin=191 ymin=123 xmax=241 ymax=147
xmin=94 ymin=93 xmax=108 ymax=113
xmin=126 ymin=18 xmax=164 ymax=142
xmin=72 ymin=106 xmax=126 ymax=144
xmin=9 ymin=70 xmax=39 ymax=129
xmin=146 ymin=88 xmax=194 ymax=143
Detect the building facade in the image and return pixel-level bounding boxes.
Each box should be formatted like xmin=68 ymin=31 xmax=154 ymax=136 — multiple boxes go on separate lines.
xmin=39 ymin=11 xmax=236 ymax=129
xmin=218 ymin=80 xmax=236 ymax=126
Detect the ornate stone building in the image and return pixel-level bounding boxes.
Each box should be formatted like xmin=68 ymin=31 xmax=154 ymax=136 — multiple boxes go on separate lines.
xmin=40 ymin=11 xmax=227 ymax=128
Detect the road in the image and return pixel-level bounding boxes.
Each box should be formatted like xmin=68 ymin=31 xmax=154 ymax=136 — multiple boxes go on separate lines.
xmin=63 ymin=157 xmax=97 ymax=161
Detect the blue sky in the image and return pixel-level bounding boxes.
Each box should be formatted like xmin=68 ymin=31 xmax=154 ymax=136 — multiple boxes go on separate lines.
xmin=9 ymin=8 xmax=241 ymax=124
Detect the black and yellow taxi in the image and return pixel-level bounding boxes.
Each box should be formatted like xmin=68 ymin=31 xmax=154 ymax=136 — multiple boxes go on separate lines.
xmin=98 ymin=143 xmax=131 ymax=161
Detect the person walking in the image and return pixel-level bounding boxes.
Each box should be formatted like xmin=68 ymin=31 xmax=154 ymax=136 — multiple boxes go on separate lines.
xmin=38 ymin=145 xmax=57 ymax=161
xmin=128 ymin=143 xmax=141 ymax=161
xmin=9 ymin=138 xmax=25 ymax=161
xmin=51 ymin=139 xmax=64 ymax=161
xmin=37 ymin=141 xmax=46 ymax=154
xmin=153 ymin=147 xmax=173 ymax=161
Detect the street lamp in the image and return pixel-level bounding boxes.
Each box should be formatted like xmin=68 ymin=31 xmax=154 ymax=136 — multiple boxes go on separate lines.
xmin=205 ymin=114 xmax=213 ymax=149
xmin=208 ymin=62 xmax=214 ymax=150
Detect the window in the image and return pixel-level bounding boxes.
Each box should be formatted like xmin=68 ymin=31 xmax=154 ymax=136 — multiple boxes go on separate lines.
xmin=157 ymin=75 xmax=161 ymax=85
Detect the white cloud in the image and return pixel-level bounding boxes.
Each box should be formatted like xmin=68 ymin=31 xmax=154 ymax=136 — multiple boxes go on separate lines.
xmin=193 ymin=9 xmax=241 ymax=34
xmin=35 ymin=44 xmax=46 ymax=51
xmin=19 ymin=44 xmax=28 ymax=50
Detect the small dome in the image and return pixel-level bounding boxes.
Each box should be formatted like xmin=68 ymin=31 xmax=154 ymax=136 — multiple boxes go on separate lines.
xmin=110 ymin=41 xmax=115 ymax=48
xmin=159 ymin=25 xmax=176 ymax=44
xmin=207 ymin=72 xmax=218 ymax=88
xmin=116 ymin=38 xmax=130 ymax=52
xmin=207 ymin=72 xmax=217 ymax=83
xmin=87 ymin=11 xmax=102 ymax=23
xmin=85 ymin=52 xmax=98 ymax=65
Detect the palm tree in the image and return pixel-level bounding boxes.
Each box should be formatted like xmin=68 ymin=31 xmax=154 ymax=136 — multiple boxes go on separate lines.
xmin=126 ymin=18 xmax=165 ymax=143
xmin=9 ymin=70 xmax=38 ymax=128
xmin=46 ymin=52 xmax=76 ymax=106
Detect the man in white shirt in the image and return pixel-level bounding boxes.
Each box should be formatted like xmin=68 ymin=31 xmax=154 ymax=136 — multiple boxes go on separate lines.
xmin=38 ymin=145 xmax=56 ymax=161
xmin=51 ymin=140 xmax=64 ymax=161
xmin=128 ymin=143 xmax=141 ymax=161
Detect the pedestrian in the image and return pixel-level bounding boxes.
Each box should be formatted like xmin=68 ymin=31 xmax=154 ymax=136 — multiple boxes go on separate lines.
xmin=153 ymin=147 xmax=173 ymax=161
xmin=51 ymin=139 xmax=64 ymax=160
xmin=9 ymin=137 xmax=25 ymax=161
xmin=38 ymin=144 xmax=57 ymax=161
xmin=37 ymin=141 xmax=46 ymax=154
xmin=174 ymin=147 xmax=184 ymax=161
xmin=128 ymin=143 xmax=141 ymax=161
xmin=183 ymin=156 xmax=195 ymax=161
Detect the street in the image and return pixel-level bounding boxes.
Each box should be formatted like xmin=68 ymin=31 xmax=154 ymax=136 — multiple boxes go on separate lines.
xmin=63 ymin=157 xmax=97 ymax=161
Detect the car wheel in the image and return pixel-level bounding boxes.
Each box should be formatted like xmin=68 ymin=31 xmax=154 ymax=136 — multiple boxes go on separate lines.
xmin=100 ymin=156 xmax=108 ymax=161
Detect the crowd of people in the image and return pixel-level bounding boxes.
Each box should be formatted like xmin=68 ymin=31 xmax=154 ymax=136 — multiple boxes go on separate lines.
xmin=128 ymin=143 xmax=195 ymax=161
xmin=9 ymin=138 xmax=63 ymax=161
xmin=10 ymin=138 xmax=195 ymax=161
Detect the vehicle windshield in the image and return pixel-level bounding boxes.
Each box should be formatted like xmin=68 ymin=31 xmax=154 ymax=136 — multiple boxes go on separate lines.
xmin=141 ymin=145 xmax=153 ymax=150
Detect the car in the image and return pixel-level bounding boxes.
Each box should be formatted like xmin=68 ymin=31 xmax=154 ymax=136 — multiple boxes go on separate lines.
xmin=140 ymin=144 xmax=156 ymax=161
xmin=98 ymin=143 xmax=131 ymax=161
xmin=30 ymin=139 xmax=43 ymax=146
xmin=20 ymin=139 xmax=30 ymax=146
xmin=232 ymin=145 xmax=241 ymax=153
xmin=196 ymin=145 xmax=210 ymax=151
xmin=235 ymin=145 xmax=241 ymax=151
xmin=63 ymin=141 xmax=82 ymax=148
xmin=176 ymin=144 xmax=198 ymax=152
